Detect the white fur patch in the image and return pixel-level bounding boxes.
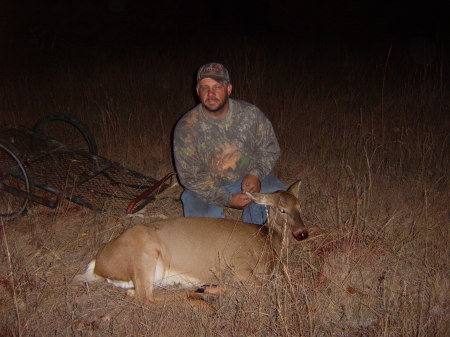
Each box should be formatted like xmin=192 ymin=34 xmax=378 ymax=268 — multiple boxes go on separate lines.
xmin=153 ymin=259 xmax=202 ymax=288
xmin=74 ymin=260 xmax=103 ymax=283
xmin=106 ymin=279 xmax=134 ymax=289
xmin=76 ymin=258 xmax=202 ymax=291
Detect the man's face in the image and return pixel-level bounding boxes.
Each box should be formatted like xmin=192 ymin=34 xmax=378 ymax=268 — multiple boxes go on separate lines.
xmin=197 ymin=78 xmax=232 ymax=114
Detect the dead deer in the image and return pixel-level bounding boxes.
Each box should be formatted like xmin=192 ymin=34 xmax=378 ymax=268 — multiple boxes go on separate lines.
xmin=74 ymin=180 xmax=308 ymax=303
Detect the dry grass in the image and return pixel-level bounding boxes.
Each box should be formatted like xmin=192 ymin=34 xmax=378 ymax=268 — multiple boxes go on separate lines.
xmin=0 ymin=36 xmax=449 ymax=336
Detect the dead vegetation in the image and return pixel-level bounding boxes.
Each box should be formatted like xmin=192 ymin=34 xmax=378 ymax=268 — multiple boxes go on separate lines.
xmin=0 ymin=37 xmax=449 ymax=336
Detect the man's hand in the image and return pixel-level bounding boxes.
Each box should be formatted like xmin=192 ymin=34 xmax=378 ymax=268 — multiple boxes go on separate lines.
xmin=241 ymin=174 xmax=261 ymax=193
xmin=229 ymin=175 xmax=261 ymax=209
xmin=230 ymin=193 xmax=252 ymax=209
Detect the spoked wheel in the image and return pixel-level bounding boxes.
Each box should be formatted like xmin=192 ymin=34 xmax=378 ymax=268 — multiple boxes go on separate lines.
xmin=0 ymin=141 xmax=34 ymax=219
xmin=33 ymin=114 xmax=98 ymax=154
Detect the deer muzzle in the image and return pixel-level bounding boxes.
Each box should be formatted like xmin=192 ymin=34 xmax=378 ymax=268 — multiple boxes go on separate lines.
xmin=292 ymin=229 xmax=309 ymax=241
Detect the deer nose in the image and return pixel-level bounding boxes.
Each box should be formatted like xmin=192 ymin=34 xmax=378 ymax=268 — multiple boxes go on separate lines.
xmin=293 ymin=230 xmax=308 ymax=241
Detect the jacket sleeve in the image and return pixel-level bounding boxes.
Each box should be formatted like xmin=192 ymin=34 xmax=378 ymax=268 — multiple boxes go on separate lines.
xmin=247 ymin=110 xmax=281 ymax=179
xmin=173 ymin=122 xmax=231 ymax=207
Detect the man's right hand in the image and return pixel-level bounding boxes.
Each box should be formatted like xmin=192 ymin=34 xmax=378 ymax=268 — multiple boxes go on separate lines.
xmin=230 ymin=193 xmax=252 ymax=209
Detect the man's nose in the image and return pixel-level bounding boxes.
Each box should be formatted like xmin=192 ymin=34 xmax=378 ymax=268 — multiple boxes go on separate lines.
xmin=207 ymin=88 xmax=215 ymax=96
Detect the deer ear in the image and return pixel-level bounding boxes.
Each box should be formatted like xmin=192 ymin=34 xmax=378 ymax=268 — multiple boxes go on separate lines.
xmin=246 ymin=192 xmax=278 ymax=207
xmin=287 ymin=180 xmax=302 ymax=199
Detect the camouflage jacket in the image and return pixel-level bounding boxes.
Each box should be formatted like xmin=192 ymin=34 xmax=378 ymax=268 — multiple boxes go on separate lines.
xmin=173 ymin=98 xmax=280 ymax=207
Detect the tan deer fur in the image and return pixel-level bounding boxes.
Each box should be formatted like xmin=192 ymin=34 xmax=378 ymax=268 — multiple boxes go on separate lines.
xmin=74 ymin=181 xmax=308 ymax=303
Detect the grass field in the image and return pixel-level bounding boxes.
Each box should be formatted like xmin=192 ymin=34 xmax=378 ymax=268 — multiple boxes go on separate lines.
xmin=1 ymin=36 xmax=448 ymax=336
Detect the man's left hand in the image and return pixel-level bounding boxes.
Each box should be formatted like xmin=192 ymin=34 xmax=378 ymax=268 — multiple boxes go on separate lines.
xmin=241 ymin=174 xmax=261 ymax=193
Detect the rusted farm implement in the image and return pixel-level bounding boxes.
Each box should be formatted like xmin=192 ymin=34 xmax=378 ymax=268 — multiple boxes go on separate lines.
xmin=0 ymin=115 xmax=176 ymax=219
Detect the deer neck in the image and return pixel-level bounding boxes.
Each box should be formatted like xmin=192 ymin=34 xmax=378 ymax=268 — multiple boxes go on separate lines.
xmin=263 ymin=211 xmax=290 ymax=255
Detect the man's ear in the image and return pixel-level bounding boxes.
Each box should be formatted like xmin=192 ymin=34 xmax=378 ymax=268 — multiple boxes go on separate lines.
xmin=227 ymin=84 xmax=233 ymax=95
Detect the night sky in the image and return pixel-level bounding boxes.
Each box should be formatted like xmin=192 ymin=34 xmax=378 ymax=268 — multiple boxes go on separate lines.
xmin=1 ymin=0 xmax=449 ymax=59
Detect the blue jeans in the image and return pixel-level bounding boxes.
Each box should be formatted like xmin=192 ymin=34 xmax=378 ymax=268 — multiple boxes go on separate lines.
xmin=181 ymin=174 xmax=287 ymax=225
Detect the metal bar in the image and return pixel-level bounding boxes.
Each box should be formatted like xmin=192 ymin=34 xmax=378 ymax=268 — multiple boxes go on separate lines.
xmin=63 ymin=194 xmax=101 ymax=211
xmin=0 ymin=182 xmax=58 ymax=209
xmin=126 ymin=172 xmax=176 ymax=214
xmin=0 ymin=183 xmax=29 ymax=198
xmin=69 ymin=163 xmax=113 ymax=189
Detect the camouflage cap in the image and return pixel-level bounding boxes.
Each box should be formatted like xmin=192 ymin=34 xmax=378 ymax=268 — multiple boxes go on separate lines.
xmin=197 ymin=63 xmax=230 ymax=84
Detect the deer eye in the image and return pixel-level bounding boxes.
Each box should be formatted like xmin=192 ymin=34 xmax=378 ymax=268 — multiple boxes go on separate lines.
xmin=279 ymin=208 xmax=286 ymax=214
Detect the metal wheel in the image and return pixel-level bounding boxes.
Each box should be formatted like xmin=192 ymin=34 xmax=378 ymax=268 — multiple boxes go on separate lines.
xmin=33 ymin=114 xmax=98 ymax=154
xmin=0 ymin=141 xmax=34 ymax=219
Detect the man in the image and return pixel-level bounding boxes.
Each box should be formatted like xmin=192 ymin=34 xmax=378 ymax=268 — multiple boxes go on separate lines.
xmin=173 ymin=62 xmax=286 ymax=225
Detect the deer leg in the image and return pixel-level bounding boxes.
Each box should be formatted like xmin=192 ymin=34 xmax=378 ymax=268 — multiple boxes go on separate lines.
xmin=132 ymin=251 xmax=158 ymax=303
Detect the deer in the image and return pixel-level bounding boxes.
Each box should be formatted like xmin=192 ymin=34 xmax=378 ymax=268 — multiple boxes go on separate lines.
xmin=74 ymin=180 xmax=308 ymax=303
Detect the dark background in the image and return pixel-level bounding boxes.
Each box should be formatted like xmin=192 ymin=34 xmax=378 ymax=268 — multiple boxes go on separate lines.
xmin=1 ymin=0 xmax=449 ymax=61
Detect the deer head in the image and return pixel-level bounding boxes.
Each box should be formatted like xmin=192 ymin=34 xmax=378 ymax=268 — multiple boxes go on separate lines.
xmin=246 ymin=180 xmax=308 ymax=241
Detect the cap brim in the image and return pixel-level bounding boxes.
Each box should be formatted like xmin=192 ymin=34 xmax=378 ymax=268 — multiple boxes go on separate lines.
xmin=198 ymin=76 xmax=229 ymax=83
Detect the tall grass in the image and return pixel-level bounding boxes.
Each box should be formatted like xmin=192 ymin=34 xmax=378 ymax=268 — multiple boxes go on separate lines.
xmin=0 ymin=36 xmax=448 ymax=336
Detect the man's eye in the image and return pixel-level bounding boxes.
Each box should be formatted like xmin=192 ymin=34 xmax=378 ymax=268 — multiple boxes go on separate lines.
xmin=199 ymin=86 xmax=222 ymax=92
